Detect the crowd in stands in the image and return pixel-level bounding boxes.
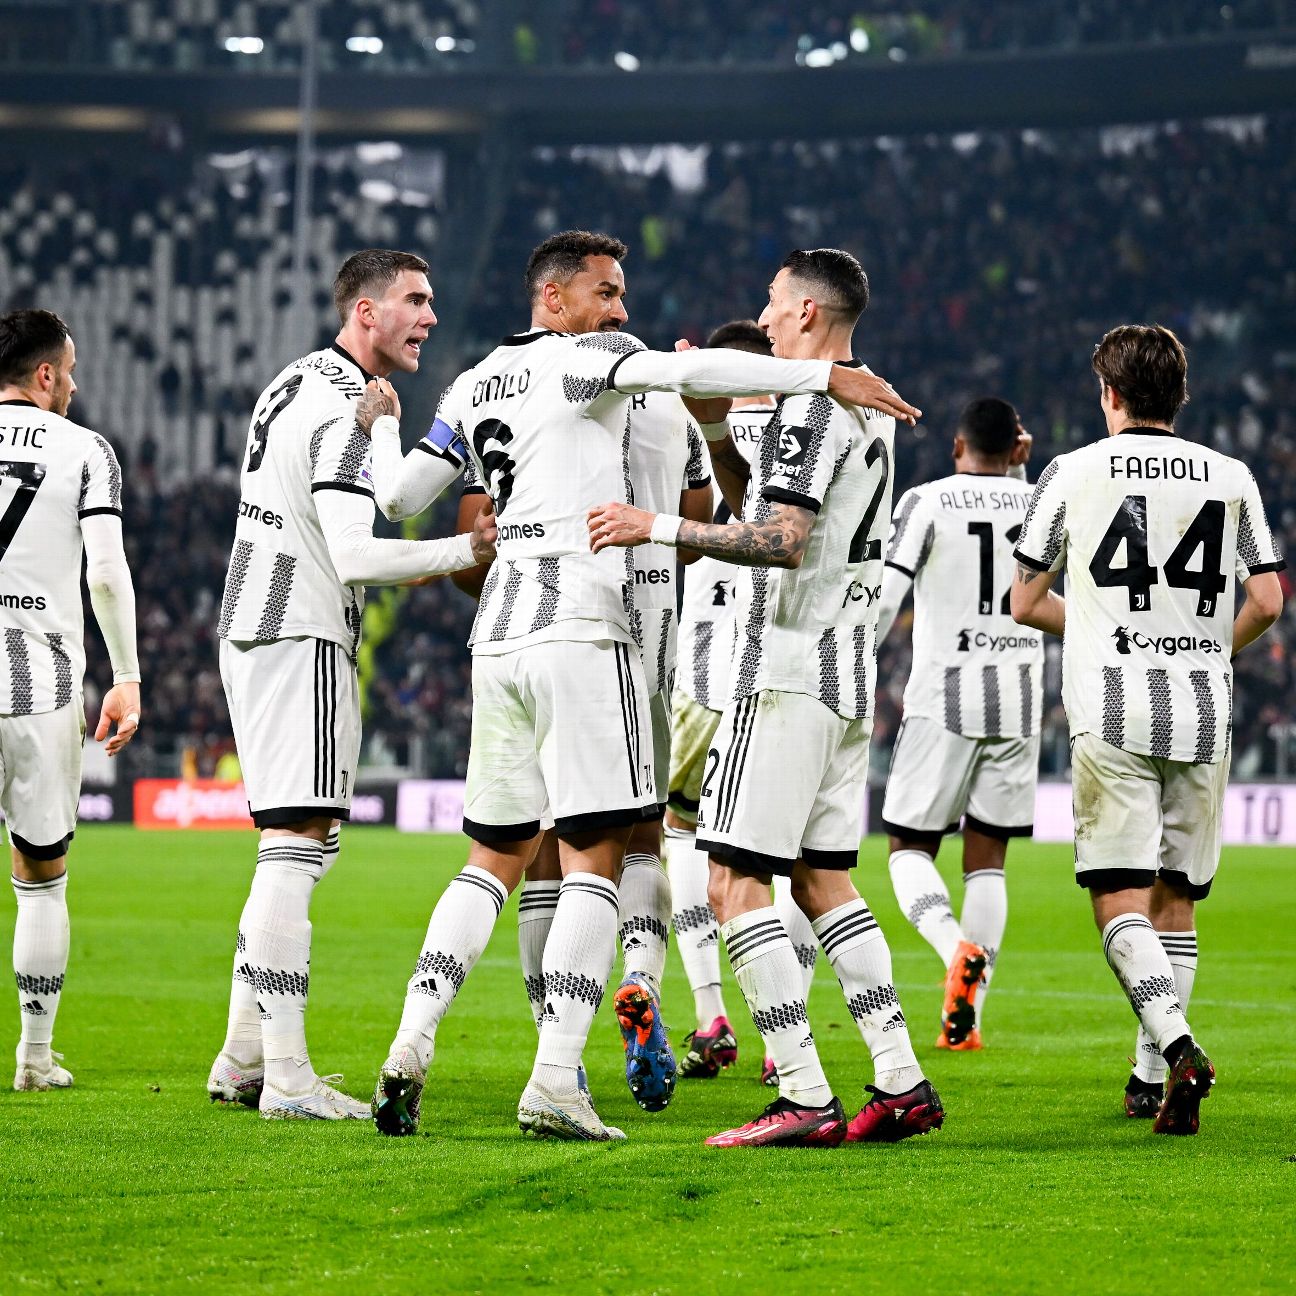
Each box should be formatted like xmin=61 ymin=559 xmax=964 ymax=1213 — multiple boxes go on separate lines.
xmin=3 ymin=111 xmax=1294 ymax=778
xmin=5 ymin=1 xmax=1290 ymax=72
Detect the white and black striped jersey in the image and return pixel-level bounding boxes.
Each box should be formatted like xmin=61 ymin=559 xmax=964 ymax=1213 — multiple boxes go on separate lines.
xmin=0 ymin=399 xmax=122 ymax=715
xmin=729 ymin=369 xmax=897 ymax=720
xmin=887 ymin=472 xmax=1043 ymax=739
xmin=218 ymin=344 xmax=377 ymax=659
xmin=441 ymin=329 xmax=650 ymax=655
xmin=676 ymin=406 xmax=775 ymax=710
xmin=627 ymin=393 xmax=709 ymax=694
xmin=1015 ymin=428 xmax=1284 ymax=765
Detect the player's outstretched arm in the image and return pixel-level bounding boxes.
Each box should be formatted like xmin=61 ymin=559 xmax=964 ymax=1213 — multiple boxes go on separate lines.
xmin=611 ymin=349 xmax=921 ymax=425
xmin=1010 ymin=562 xmax=1065 ymax=636
xmin=589 ymin=500 xmax=813 ymax=569
xmin=81 ymin=513 xmax=142 ymax=755
xmin=358 ymin=379 xmax=463 ymax=521
xmin=1232 ymin=570 xmax=1283 ymax=656
xmin=315 ymin=488 xmax=490 ymax=587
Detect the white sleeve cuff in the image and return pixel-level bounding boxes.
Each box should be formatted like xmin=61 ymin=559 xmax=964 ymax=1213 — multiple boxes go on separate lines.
xmin=650 ymin=514 xmax=684 ymax=546
xmin=700 ymin=419 xmax=731 ymax=443
xmin=371 ymin=415 xmax=400 ymax=439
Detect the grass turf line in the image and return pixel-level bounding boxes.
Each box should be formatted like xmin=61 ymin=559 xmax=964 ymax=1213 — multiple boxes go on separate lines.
xmin=0 ymin=827 xmax=1292 ymax=1295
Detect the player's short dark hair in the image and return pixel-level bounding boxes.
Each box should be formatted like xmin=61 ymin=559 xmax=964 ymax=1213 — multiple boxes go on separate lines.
xmin=781 ymin=248 xmax=870 ymax=323
xmin=705 ymin=319 xmax=772 ymax=356
xmin=524 ymin=230 xmax=628 ymax=303
xmin=958 ymin=397 xmax=1020 ymax=458
xmin=333 ymin=249 xmax=430 ymax=323
xmin=0 ymin=309 xmax=70 ymax=386
xmin=1091 ymin=324 xmax=1189 ymax=425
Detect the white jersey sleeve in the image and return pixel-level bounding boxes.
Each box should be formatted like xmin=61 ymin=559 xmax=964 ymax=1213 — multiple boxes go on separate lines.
xmin=1015 ymin=431 xmax=1285 ymax=763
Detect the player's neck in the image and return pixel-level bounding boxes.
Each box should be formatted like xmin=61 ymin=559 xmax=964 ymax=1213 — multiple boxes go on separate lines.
xmin=1106 ymin=411 xmax=1174 ymax=437
xmin=956 ymin=458 xmax=1011 ymax=477
xmin=332 ymin=330 xmax=388 ymax=380
xmin=782 ymin=325 xmax=856 ymax=363
xmin=0 ymin=384 xmax=47 ymax=410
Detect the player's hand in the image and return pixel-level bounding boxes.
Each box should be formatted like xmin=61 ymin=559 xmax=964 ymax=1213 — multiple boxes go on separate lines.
xmin=674 ymin=338 xmax=733 ymax=425
xmin=96 ymin=681 xmax=141 ymax=757
xmin=1010 ymin=423 xmax=1033 ymax=467
xmin=355 ymin=377 xmax=401 ymax=436
xmin=827 ymin=366 xmax=921 ymax=426
xmin=470 ymin=503 xmax=498 ymax=564
xmin=588 ymin=502 xmax=653 ymax=552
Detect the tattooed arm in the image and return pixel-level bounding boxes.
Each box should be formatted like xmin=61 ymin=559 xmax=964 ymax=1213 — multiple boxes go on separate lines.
xmin=1009 ymin=562 xmax=1065 ymax=635
xmin=589 ymin=500 xmax=813 ymax=569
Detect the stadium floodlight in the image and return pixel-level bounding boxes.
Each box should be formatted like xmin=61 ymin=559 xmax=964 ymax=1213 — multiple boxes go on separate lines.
xmin=850 ymin=27 xmax=870 ymax=53
xmin=804 ymin=48 xmax=835 ymax=68
xmin=346 ymin=36 xmax=383 ymax=54
xmin=435 ymin=35 xmax=456 ymax=52
xmin=830 ymin=41 xmax=848 ymax=60
xmin=224 ymin=37 xmax=264 ymax=55
xmin=613 ymin=51 xmax=641 ymax=71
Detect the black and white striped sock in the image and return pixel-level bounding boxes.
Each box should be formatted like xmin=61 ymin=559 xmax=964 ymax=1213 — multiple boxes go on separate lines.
xmin=13 ymin=873 xmax=69 ymax=1056
xmin=723 ymin=906 xmax=832 ymax=1108
xmin=1134 ymin=930 xmax=1198 ymax=1085
xmin=1102 ymin=913 xmax=1192 ymax=1059
xmin=394 ymin=864 xmax=509 ymax=1069
xmin=813 ymin=899 xmax=922 ymax=1095
xmin=517 ymin=880 xmax=560 ymax=1029
xmin=533 ymin=873 xmax=619 ymax=1090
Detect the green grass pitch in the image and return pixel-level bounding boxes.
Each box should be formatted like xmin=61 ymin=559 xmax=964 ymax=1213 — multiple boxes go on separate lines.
xmin=1 ymin=826 xmax=1292 ymax=1295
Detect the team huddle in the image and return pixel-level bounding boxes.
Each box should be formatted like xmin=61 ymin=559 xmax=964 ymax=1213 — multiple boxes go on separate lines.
xmin=1 ymin=230 xmax=1283 ymax=1145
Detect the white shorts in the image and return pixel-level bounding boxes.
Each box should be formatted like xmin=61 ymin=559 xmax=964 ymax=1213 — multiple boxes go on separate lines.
xmin=0 ymin=702 xmax=84 ymax=858
xmin=666 ymin=688 xmax=722 ymax=824
xmin=464 ymin=638 xmax=656 ymax=841
xmin=219 ymin=637 xmax=360 ymax=827
xmin=697 ymin=689 xmax=872 ymax=877
xmin=646 ymin=688 xmax=671 ymax=821
xmin=1071 ymin=732 xmax=1228 ymax=900
xmin=881 ymin=714 xmax=1040 ymax=841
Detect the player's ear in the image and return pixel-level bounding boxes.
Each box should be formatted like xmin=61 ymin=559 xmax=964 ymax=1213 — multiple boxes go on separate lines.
xmin=356 ymin=296 xmax=377 ymax=327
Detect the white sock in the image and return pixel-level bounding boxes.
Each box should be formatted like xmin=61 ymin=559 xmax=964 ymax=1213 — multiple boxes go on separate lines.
xmin=394 ymin=864 xmax=509 ymax=1069
xmin=320 ymin=827 xmax=341 ymax=879
xmin=889 ymin=849 xmax=963 ymax=967
xmin=1101 ymin=914 xmax=1192 ymax=1057
xmin=773 ymin=875 xmax=818 ymax=1002
xmin=667 ymin=826 xmax=725 ymax=1026
xmin=813 ymin=899 xmax=923 ymax=1095
xmin=961 ymin=867 xmax=1006 ymax=1026
xmin=517 ymin=880 xmax=560 ymax=1029
xmin=13 ymin=873 xmax=69 ymax=1058
xmin=236 ymin=838 xmax=326 ymax=1092
xmin=1135 ymin=931 xmax=1198 ymax=1085
xmin=618 ymin=852 xmax=670 ymax=996
xmin=723 ymin=906 xmax=832 ymax=1108
xmin=533 ymin=874 xmax=619 ymax=1090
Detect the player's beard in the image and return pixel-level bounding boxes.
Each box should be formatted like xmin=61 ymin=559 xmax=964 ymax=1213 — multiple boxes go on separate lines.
xmin=51 ymin=373 xmax=73 ymax=417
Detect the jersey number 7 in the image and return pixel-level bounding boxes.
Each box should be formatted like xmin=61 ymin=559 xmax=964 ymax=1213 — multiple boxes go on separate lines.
xmin=1089 ymin=494 xmax=1227 ymax=616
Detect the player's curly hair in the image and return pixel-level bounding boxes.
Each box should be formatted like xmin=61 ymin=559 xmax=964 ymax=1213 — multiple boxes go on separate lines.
xmin=524 ymin=230 xmax=628 ymax=303
xmin=1092 ymin=324 xmax=1189 ymax=425
xmin=781 ymin=248 xmax=870 ymax=322
xmin=0 ymin=309 xmax=70 ymax=386
xmin=333 ymin=249 xmax=430 ymax=324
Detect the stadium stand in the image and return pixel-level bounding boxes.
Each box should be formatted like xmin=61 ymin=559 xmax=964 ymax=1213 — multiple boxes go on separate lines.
xmin=1 ymin=114 xmax=1292 ymax=778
